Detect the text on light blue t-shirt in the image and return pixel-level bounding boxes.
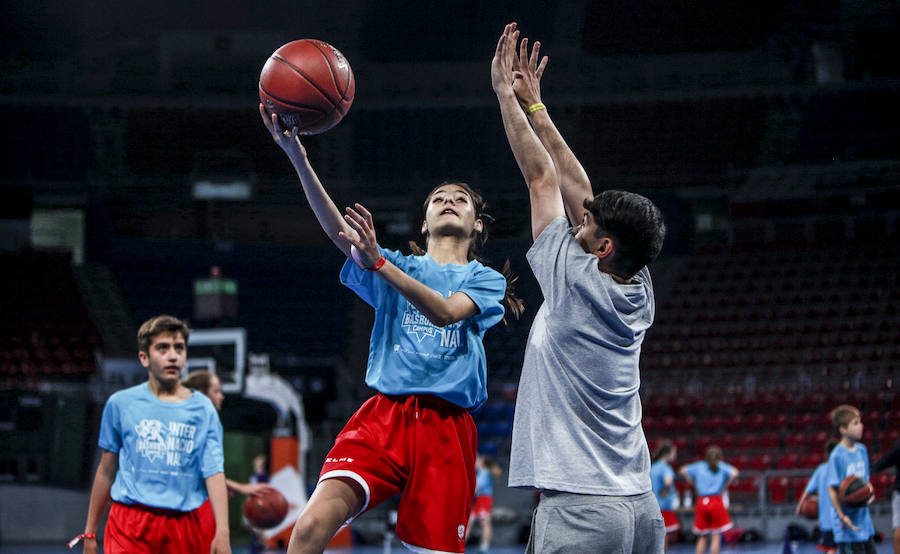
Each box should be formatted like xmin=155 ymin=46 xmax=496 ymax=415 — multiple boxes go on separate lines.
xmin=340 ymin=248 xmax=505 ymax=410
xmin=683 ymin=460 xmax=736 ymax=497
xmin=98 ymin=383 xmax=225 ymax=512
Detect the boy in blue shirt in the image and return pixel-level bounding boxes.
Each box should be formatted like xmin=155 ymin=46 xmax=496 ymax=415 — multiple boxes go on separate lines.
xmin=75 ymin=315 xmax=229 ymax=554
xmin=826 ymin=404 xmax=875 ymax=554
xmin=796 ymin=439 xmax=839 ymax=553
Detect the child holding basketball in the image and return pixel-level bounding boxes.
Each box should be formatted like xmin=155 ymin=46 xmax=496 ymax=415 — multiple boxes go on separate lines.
xmin=493 ymin=22 xmax=667 ymax=552
xmin=650 ymin=441 xmax=681 ymax=550
xmin=795 ymin=439 xmax=839 ymax=554
xmin=75 ymin=315 xmax=230 ymax=554
xmin=826 ymin=405 xmax=876 ymax=553
xmin=466 ymin=454 xmax=503 ymax=554
xmin=182 ymin=370 xmax=276 ymax=496
xmin=679 ymin=446 xmax=739 ymax=554
xmin=260 ymin=104 xmax=518 ymax=554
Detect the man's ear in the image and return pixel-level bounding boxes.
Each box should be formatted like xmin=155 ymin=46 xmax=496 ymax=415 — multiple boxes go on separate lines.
xmin=421 ymin=220 xmax=428 ymax=236
xmin=595 ymin=237 xmax=615 ymax=259
xmin=138 ymin=350 xmax=150 ymax=368
xmin=474 ymin=218 xmax=484 ymax=233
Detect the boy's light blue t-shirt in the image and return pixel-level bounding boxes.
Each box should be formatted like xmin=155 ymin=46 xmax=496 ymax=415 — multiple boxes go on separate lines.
xmin=650 ymin=460 xmax=677 ymax=510
xmin=98 ymin=383 xmax=225 ymax=512
xmin=825 ymin=443 xmax=874 ymax=542
xmin=340 ymin=248 xmax=506 ymax=410
xmin=684 ymin=460 xmax=735 ymax=496
xmin=804 ymin=462 xmax=836 ymax=531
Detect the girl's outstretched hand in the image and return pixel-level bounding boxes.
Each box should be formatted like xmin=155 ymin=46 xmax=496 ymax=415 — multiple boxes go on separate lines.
xmin=340 ymin=203 xmax=382 ymax=268
xmin=259 ymin=103 xmax=306 ymax=160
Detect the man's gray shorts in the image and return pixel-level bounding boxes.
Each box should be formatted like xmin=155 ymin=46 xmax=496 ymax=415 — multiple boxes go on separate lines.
xmin=525 ymin=490 xmax=665 ymax=554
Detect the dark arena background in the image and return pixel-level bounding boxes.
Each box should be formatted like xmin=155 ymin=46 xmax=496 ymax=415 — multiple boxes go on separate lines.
xmin=1 ymin=1 xmax=898 ymax=552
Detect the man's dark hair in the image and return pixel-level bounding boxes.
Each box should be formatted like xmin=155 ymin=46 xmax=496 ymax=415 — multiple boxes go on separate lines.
xmin=583 ymin=190 xmax=666 ymax=279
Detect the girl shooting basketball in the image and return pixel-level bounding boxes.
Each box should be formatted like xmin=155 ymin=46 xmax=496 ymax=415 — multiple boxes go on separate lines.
xmin=260 ymin=104 xmax=519 ymax=554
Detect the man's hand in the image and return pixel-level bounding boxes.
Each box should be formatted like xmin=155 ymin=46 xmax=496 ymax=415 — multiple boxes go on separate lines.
xmin=512 ymin=37 xmax=549 ymax=111
xmin=491 ymin=23 xmax=519 ymax=95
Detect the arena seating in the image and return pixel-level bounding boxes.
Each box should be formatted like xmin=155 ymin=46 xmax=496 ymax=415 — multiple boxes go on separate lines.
xmin=0 ymin=252 xmax=102 ymax=385
xmin=107 ymin=237 xmax=350 ymax=357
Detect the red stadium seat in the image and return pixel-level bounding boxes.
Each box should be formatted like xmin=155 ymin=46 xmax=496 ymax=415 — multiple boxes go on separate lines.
xmin=777 ymin=453 xmax=801 ymax=469
xmin=768 ymin=476 xmax=789 ymax=503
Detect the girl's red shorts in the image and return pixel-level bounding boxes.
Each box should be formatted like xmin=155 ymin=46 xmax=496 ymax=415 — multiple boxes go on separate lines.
xmin=692 ymin=495 xmax=733 ymax=535
xmin=319 ymin=393 xmax=477 ymax=553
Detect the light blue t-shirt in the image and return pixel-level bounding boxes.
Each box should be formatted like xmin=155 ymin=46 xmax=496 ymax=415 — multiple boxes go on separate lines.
xmin=340 ymin=248 xmax=506 ymax=410
xmin=683 ymin=460 xmax=736 ymax=497
xmin=804 ymin=462 xmax=836 ymax=532
xmin=650 ymin=460 xmax=677 ymax=510
xmin=474 ymin=467 xmax=493 ymax=497
xmin=826 ymin=443 xmax=874 ymax=543
xmin=98 ymin=383 xmax=225 ymax=512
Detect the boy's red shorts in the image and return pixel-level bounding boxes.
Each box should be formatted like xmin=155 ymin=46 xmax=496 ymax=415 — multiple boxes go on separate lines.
xmin=692 ymin=495 xmax=733 ymax=535
xmin=320 ymin=393 xmax=477 ymax=554
xmin=661 ymin=509 xmax=680 ymax=532
xmin=471 ymin=494 xmax=494 ymax=520
xmin=104 ymin=501 xmax=214 ymax=554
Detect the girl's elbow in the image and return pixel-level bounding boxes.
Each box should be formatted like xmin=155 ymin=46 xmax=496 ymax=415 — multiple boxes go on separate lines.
xmin=429 ymin=314 xmax=454 ymax=327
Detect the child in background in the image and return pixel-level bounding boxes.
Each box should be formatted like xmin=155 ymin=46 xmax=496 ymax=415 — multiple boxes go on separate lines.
xmin=466 ymin=455 xmax=502 ymax=554
xmin=679 ymin=446 xmax=739 ymax=554
xmin=650 ymin=441 xmax=680 ymax=550
xmin=826 ymin=405 xmax=875 ymax=553
xmin=796 ymin=439 xmax=839 ymax=554
xmin=76 ymin=316 xmax=230 ymax=554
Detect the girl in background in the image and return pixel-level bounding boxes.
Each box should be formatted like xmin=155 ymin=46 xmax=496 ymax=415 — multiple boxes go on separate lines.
xmin=679 ymin=446 xmax=739 ymax=554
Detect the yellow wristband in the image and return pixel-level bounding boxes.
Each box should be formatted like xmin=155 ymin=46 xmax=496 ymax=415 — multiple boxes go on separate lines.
xmin=526 ymin=102 xmax=546 ymax=114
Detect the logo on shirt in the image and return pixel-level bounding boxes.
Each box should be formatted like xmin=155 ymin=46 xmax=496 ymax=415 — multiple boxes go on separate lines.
xmin=134 ymin=419 xmax=197 ymax=467
xmin=844 ymin=460 xmax=865 ymax=478
xmin=457 ymin=524 xmax=465 ymax=540
xmin=400 ymin=294 xmax=462 ymax=348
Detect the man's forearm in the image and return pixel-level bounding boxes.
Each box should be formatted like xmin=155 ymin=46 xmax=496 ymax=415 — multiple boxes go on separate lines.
xmin=497 ymin=90 xmax=556 ymax=188
xmin=528 ymin=109 xmax=592 ymax=225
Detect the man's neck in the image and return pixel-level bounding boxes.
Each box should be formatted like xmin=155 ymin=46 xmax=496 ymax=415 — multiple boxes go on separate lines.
xmin=840 ymin=437 xmax=857 ymax=450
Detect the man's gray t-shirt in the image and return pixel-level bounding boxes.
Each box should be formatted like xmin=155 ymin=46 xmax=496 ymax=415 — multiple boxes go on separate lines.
xmin=508 ymin=216 xmax=654 ymax=495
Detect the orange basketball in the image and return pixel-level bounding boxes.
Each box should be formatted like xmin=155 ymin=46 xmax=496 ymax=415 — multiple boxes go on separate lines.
xmin=799 ymin=494 xmax=818 ymax=519
xmin=838 ymin=475 xmax=874 ymax=508
xmin=243 ymin=488 xmax=288 ymax=529
xmin=259 ymin=39 xmax=355 ymax=135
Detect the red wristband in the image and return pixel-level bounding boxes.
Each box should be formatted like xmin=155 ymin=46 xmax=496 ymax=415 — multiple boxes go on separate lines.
xmin=67 ymin=533 xmax=97 ymax=548
xmin=367 ymin=256 xmax=386 ymax=271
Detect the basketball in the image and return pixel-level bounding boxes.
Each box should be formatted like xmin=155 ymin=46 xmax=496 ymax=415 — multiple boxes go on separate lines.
xmin=243 ymin=488 xmax=289 ymax=529
xmin=838 ymin=475 xmax=874 ymax=508
xmin=799 ymin=494 xmax=818 ymax=519
xmin=259 ymin=39 xmax=355 ymax=135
